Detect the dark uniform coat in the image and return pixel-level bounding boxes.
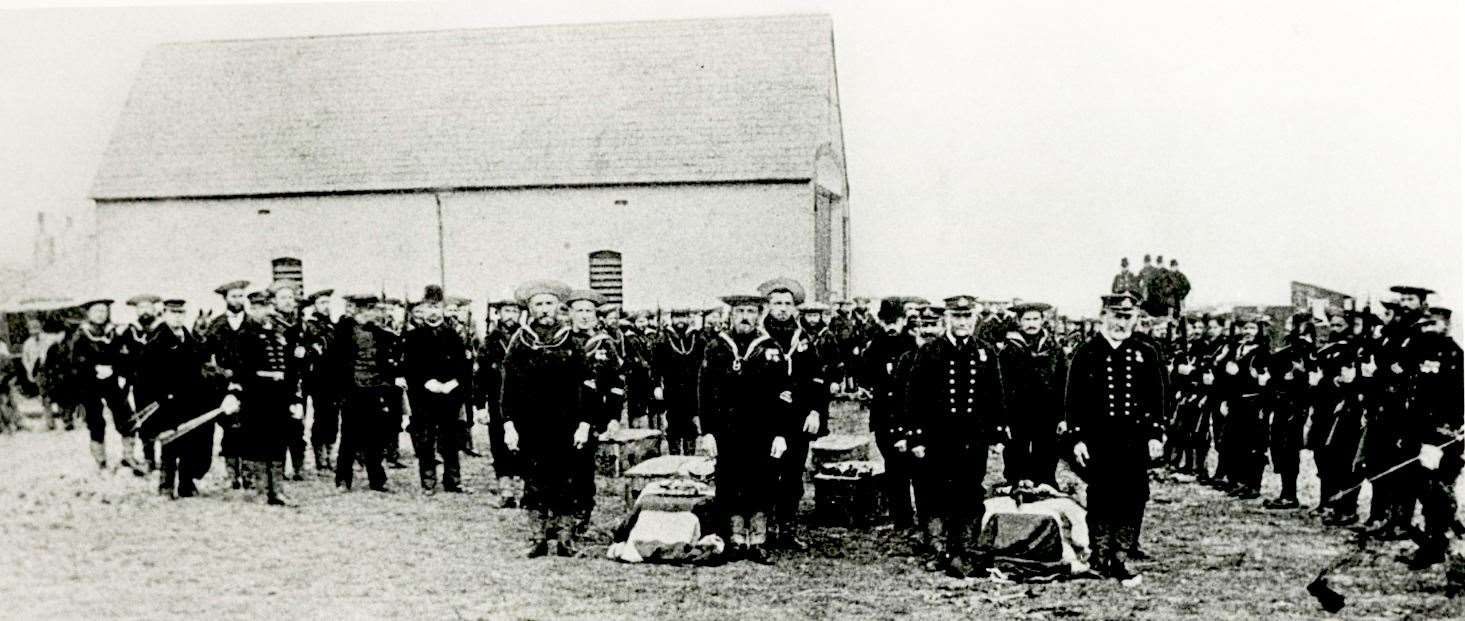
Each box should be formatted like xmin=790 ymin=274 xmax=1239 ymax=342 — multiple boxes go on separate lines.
xmin=502 ymin=323 xmax=594 ymax=515
xmin=998 ymin=330 xmax=1067 ymax=485
xmin=139 ymin=324 xmax=215 ymax=483
xmin=699 ymin=330 xmax=795 ymax=516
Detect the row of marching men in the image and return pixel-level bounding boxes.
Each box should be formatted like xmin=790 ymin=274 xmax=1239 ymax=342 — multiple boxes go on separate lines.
xmin=1156 ymin=285 xmax=1461 ymax=571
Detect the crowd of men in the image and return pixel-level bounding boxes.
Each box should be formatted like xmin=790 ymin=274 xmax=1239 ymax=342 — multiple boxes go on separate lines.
xmin=1110 ymin=254 xmax=1192 ymax=319
xmin=1 ymin=273 xmax=1458 ymax=583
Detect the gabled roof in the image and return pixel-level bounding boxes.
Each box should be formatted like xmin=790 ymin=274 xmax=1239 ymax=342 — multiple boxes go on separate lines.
xmin=92 ymin=14 xmax=838 ymax=200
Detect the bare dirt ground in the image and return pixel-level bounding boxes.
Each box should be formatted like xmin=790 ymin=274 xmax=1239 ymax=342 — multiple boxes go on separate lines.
xmin=1 ymin=401 xmax=1461 ymax=620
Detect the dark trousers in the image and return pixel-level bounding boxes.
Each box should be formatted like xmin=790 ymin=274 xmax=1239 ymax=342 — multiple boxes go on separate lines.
xmin=1003 ymin=415 xmax=1058 ymax=485
xmin=1362 ymin=420 xmax=1409 ymax=525
xmin=920 ymin=442 xmax=990 ymax=561
xmin=407 ymin=392 xmax=462 ymax=490
xmin=773 ymin=434 xmax=812 ymax=532
xmin=1418 ymin=452 xmax=1463 ymax=553
xmin=81 ymin=381 xmax=135 ymax=442
xmin=1268 ymin=406 xmax=1305 ymax=499
xmin=1224 ymin=396 xmax=1266 ymax=490
xmin=159 ymin=422 xmax=213 ymax=496
xmin=1317 ymin=422 xmax=1364 ymax=516
xmin=876 ymin=431 xmax=917 ymax=529
xmin=337 ymin=386 xmax=388 ymax=489
xmin=485 ymin=397 xmax=519 ymax=479
xmin=1085 ymin=437 xmax=1150 ymax=567
xmin=382 ymin=386 xmax=405 ymax=462
xmin=308 ymin=386 xmax=340 ymax=449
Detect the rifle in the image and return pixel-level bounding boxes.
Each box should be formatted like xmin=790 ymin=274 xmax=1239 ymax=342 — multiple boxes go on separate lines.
xmin=157 ymin=406 xmax=226 ymax=445
xmin=131 ymin=401 xmax=161 ymax=429
xmin=1326 ymin=433 xmax=1463 ymax=504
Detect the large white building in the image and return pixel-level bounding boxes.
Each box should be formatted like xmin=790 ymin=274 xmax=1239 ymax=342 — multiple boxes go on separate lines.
xmin=90 ymin=14 xmax=850 ymax=311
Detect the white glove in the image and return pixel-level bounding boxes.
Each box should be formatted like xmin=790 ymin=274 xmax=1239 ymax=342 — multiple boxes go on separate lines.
xmin=1224 ymin=361 xmax=1240 ymax=376
xmin=503 ymin=422 xmax=519 ymax=452
xmin=1202 ymin=371 xmax=1214 ymax=386
xmin=653 ymin=386 xmax=664 ymax=401
xmin=394 ymin=377 xmax=409 ymax=389
xmin=1339 ymin=366 xmax=1357 ymax=383
xmin=1420 ymin=444 xmax=1444 ymax=471
xmin=424 ymin=379 xmax=443 ymax=393
xmin=1256 ymin=369 xmax=1271 ymax=387
xmin=293 ymin=345 xmax=307 ymax=359
xmin=573 ymin=422 xmax=590 ymax=449
xmin=1148 ymin=439 xmax=1164 ymax=460
xmin=605 ymin=419 xmax=622 ymax=436
xmin=117 ymin=376 xmax=127 ymax=389
xmin=473 ymin=408 xmax=488 ymax=425
xmin=1308 ymin=369 xmax=1323 ymax=387
xmin=442 ymin=379 xmax=459 ymax=394
xmin=771 ymin=436 xmax=787 ymax=459
xmin=1073 ymin=441 xmax=1090 ymax=467
xmin=1220 ymin=402 xmax=1230 ymax=416
xmin=894 ymin=439 xmax=908 ymax=453
xmin=220 ymin=394 xmax=241 ymax=415
xmin=1390 ymin=362 xmax=1405 ymax=375
xmin=698 ymin=434 xmax=718 ymax=457
xmin=803 ymin=412 xmax=821 ymax=435
xmin=289 ymin=403 xmax=304 ymax=419
xmin=1360 ymin=357 xmax=1377 ymax=378
xmin=1177 ymin=363 xmax=1194 ymax=376
xmin=95 ymin=364 xmax=113 ymax=380
xmin=779 ymin=390 xmax=793 ymax=404
xmin=829 ymin=382 xmax=840 ymax=395
xmin=911 ymin=445 xmax=926 ymax=459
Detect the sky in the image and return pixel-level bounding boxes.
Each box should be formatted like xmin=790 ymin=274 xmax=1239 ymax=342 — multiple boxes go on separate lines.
xmin=1 ymin=0 xmax=1460 ymax=315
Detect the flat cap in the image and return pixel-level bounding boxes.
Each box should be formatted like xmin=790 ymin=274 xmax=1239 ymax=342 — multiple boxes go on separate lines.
xmin=720 ymin=294 xmax=765 ymax=308
xmin=490 ymin=299 xmax=523 ymax=310
xmin=162 ymin=299 xmax=187 ymax=310
xmin=1427 ymin=306 xmax=1453 ymax=320
xmin=79 ymin=298 xmax=113 ymax=310
xmin=943 ymin=295 xmax=981 ymax=314
xmin=919 ymin=304 xmax=945 ymax=323
xmin=247 ymin=290 xmax=272 ymax=304
xmin=268 ymin=280 xmax=298 ymax=293
xmin=799 ymin=301 xmax=831 ymax=312
xmin=565 ymin=289 xmax=607 ymax=307
xmin=757 ymin=277 xmax=806 ymax=305
xmin=1101 ymin=292 xmax=1139 ymax=313
xmin=514 ymin=279 xmax=571 ymax=305
xmin=1389 ymin=285 xmax=1435 ymax=298
xmin=851 ymin=296 xmax=872 ymax=305
xmin=125 ymin=294 xmax=162 ymax=306
xmin=344 ymin=293 xmax=380 ymax=305
xmin=305 ymin=289 xmax=334 ymax=302
xmin=1010 ymin=301 xmax=1053 ymax=316
xmin=445 ymin=295 xmax=471 ymax=307
xmin=213 ymin=280 xmax=250 ymax=295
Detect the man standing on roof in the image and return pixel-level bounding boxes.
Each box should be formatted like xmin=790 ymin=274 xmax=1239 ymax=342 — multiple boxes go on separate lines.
xmin=998 ymin=301 xmax=1066 ymax=488
xmin=700 ymin=292 xmax=795 ymax=564
xmin=70 ymin=298 xmax=143 ymax=474
xmin=501 ymin=280 xmax=594 ymax=558
xmin=1065 ymin=292 xmax=1167 ymax=582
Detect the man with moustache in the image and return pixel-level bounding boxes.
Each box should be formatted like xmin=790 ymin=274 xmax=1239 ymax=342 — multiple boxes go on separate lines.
xmin=1065 ymin=293 xmax=1167 ymax=582
xmin=1405 ymin=305 xmax=1463 ymax=569
xmin=141 ymin=299 xmax=214 ymax=498
xmin=863 ymin=296 xmax=927 ymax=534
xmin=905 ymin=295 xmax=1007 ymax=578
xmin=69 ymin=298 xmax=143 ymax=474
xmin=700 ymin=292 xmax=796 ymax=564
xmin=203 ymin=280 xmax=256 ymax=489
xmin=267 ymin=282 xmax=311 ymax=481
xmin=478 ymin=299 xmax=526 ymax=507
xmin=330 ymin=294 xmax=399 ymax=493
xmin=757 ymin=277 xmax=830 ymax=552
xmin=652 ymin=308 xmax=704 ymax=456
xmin=885 ymin=304 xmax=945 ymax=543
xmin=998 ymin=301 xmax=1066 ymax=488
xmin=116 ymin=294 xmax=163 ymax=471
xmin=302 ymin=289 xmax=339 ymax=475
xmin=401 ymin=285 xmax=471 ymax=495
xmin=564 ymin=289 xmax=625 ymax=533
xmin=239 ymin=289 xmax=300 ymax=506
xmin=501 ymin=281 xmax=595 ymax=557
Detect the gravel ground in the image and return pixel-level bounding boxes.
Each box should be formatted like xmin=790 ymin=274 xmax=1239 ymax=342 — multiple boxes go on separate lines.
xmin=1 ymin=402 xmax=1461 ymax=620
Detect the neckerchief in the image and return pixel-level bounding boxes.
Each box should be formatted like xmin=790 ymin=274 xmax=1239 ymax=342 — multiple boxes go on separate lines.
xmin=718 ymin=330 xmax=770 ymax=372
